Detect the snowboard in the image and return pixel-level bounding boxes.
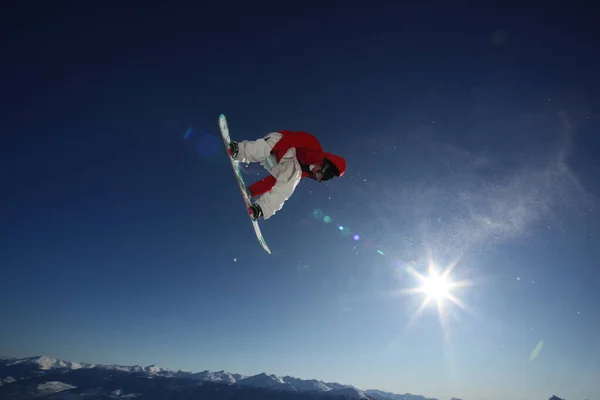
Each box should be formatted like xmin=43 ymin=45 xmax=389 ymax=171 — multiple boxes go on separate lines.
xmin=218 ymin=114 xmax=272 ymax=255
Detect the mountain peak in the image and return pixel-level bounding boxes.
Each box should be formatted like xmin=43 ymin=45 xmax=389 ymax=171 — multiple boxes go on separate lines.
xmin=4 ymin=355 xmax=86 ymax=371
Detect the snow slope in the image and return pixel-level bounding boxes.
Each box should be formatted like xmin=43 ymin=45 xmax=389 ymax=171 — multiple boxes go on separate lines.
xmin=35 ymin=381 xmax=77 ymax=396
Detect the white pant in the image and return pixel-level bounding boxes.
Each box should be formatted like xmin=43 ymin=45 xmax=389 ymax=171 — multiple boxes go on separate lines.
xmin=237 ymin=133 xmax=303 ymax=219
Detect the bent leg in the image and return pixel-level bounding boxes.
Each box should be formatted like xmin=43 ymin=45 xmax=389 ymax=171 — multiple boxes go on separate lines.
xmin=236 ymin=132 xmax=283 ymax=163
xmin=237 ymin=138 xmax=271 ymax=163
xmin=254 ymin=158 xmax=302 ymax=219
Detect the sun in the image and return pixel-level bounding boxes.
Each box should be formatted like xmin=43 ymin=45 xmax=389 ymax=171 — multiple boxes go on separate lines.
xmin=385 ymin=258 xmax=477 ymax=349
xmin=409 ymin=264 xmax=466 ymax=310
xmin=420 ymin=272 xmax=451 ymax=301
xmin=398 ymin=260 xmax=473 ymax=328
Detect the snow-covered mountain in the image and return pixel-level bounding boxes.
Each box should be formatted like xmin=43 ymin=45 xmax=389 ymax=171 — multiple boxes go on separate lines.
xmin=0 ymin=355 xmax=569 ymax=400
xmin=365 ymin=389 xmax=438 ymax=400
xmin=235 ymin=372 xmax=298 ymax=391
xmin=1 ymin=355 xmax=174 ymax=376
xmin=2 ymin=355 xmax=87 ymax=372
xmin=283 ymin=375 xmax=355 ymax=392
xmin=0 ymin=355 xmax=377 ymax=399
xmin=190 ymin=369 xmax=245 ymax=383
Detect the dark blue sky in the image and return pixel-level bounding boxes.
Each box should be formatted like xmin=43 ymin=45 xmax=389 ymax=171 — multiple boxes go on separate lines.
xmin=1 ymin=2 xmax=599 ymax=400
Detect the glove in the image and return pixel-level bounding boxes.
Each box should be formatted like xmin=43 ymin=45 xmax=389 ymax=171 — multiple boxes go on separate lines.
xmin=261 ymin=154 xmax=277 ymax=170
xmin=248 ymin=204 xmax=263 ymax=221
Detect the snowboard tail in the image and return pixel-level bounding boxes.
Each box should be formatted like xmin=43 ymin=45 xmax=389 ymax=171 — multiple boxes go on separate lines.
xmin=218 ymin=114 xmax=271 ymax=254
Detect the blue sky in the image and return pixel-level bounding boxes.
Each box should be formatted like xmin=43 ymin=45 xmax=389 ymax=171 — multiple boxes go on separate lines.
xmin=1 ymin=2 xmax=599 ymax=400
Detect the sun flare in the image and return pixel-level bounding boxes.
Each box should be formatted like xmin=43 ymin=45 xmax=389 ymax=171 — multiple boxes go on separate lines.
xmin=420 ymin=272 xmax=451 ymax=300
xmin=396 ymin=259 xmax=474 ymax=332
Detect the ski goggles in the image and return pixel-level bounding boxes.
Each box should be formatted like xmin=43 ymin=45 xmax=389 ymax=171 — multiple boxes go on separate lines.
xmin=315 ymin=162 xmax=337 ymax=182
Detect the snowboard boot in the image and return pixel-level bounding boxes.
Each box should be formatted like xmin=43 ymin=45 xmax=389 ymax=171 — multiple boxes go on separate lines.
xmin=248 ymin=204 xmax=263 ymax=221
xmin=228 ymin=141 xmax=239 ymax=159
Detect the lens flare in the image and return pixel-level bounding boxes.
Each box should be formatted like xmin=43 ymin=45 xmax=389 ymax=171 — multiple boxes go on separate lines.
xmin=529 ymin=340 xmax=544 ymax=361
xmin=310 ymin=207 xmax=390 ymax=257
xmin=184 ymin=126 xmax=193 ymax=140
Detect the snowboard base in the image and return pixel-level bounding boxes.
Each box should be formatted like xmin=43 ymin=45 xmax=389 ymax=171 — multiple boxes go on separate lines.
xmin=218 ymin=114 xmax=271 ymax=255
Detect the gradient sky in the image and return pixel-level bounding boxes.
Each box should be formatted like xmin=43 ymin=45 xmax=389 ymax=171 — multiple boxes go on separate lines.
xmin=1 ymin=3 xmax=599 ymax=400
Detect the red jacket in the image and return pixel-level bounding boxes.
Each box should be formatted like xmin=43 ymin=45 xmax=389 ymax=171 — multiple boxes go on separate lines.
xmin=248 ymin=130 xmax=346 ymax=197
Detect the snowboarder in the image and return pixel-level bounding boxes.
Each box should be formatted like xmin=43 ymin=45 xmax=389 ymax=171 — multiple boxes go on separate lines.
xmin=228 ymin=130 xmax=346 ymax=221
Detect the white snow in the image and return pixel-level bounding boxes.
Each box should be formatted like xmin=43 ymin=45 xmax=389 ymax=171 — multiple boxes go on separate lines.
xmin=67 ymin=361 xmax=84 ymax=370
xmin=282 ymin=376 xmax=336 ymax=392
xmin=6 ymin=356 xmax=88 ymax=371
xmin=192 ymin=370 xmax=242 ymax=384
xmin=36 ymin=381 xmax=77 ymax=395
xmin=35 ymin=356 xmax=58 ymax=370
xmin=235 ymin=372 xmax=287 ymax=388
xmin=234 ymin=372 xmax=295 ymax=392
xmin=366 ymin=390 xmax=439 ymax=400
xmin=102 ymin=364 xmax=143 ymax=373
xmin=328 ymin=387 xmax=371 ymax=399
xmin=190 ymin=368 xmax=363 ymax=396
xmin=143 ymin=365 xmax=172 ymax=375
xmin=1 ymin=376 xmax=16 ymax=386
xmin=110 ymin=389 xmax=142 ymax=398
xmin=1 ymin=356 xmax=177 ymax=379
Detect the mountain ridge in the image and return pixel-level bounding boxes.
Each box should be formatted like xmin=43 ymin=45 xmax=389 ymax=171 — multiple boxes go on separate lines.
xmin=0 ymin=355 xmax=569 ymax=400
xmin=0 ymin=355 xmax=375 ymax=399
